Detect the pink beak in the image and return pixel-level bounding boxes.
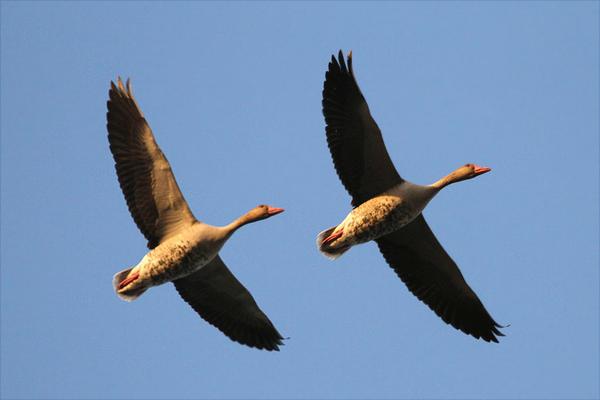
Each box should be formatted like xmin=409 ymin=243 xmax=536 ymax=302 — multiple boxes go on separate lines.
xmin=267 ymin=207 xmax=285 ymax=216
xmin=473 ymin=165 xmax=492 ymax=175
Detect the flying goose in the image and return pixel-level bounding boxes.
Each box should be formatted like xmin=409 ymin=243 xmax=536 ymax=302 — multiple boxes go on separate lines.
xmin=317 ymin=51 xmax=504 ymax=342
xmin=107 ymin=78 xmax=284 ymax=351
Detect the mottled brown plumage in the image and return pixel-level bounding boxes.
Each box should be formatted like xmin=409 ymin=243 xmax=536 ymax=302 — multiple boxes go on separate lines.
xmin=319 ymin=51 xmax=503 ymax=342
xmin=107 ymin=78 xmax=284 ymax=351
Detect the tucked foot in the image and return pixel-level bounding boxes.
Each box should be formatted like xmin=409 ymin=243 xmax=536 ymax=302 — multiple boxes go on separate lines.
xmin=322 ymin=229 xmax=343 ymax=245
xmin=118 ymin=272 xmax=140 ymax=290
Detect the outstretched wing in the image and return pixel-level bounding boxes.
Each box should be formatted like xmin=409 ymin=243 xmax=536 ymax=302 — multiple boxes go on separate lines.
xmin=173 ymin=255 xmax=284 ymax=351
xmin=322 ymin=50 xmax=403 ymax=206
xmin=106 ymin=78 xmax=197 ymax=249
xmin=376 ymin=215 xmax=504 ymax=342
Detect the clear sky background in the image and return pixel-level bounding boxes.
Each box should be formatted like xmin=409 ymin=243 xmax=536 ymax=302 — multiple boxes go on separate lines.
xmin=1 ymin=2 xmax=598 ymax=399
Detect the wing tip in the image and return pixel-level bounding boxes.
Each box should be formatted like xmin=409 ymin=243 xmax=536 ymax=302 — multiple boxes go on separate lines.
xmin=107 ymin=76 xmax=145 ymax=120
xmin=330 ymin=49 xmax=353 ymax=73
xmin=469 ymin=318 xmax=507 ymax=343
xmin=347 ymin=50 xmax=354 ymax=75
xmin=233 ymin=329 xmax=286 ymax=352
xmin=173 ymin=280 xmax=286 ymax=352
xmin=109 ymin=76 xmax=133 ymax=95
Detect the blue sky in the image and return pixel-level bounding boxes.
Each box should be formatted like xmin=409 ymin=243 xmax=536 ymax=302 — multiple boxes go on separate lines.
xmin=1 ymin=2 xmax=598 ymax=399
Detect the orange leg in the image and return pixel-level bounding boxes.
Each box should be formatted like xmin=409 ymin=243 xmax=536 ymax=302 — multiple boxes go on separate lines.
xmin=322 ymin=229 xmax=344 ymax=245
xmin=118 ymin=272 xmax=140 ymax=290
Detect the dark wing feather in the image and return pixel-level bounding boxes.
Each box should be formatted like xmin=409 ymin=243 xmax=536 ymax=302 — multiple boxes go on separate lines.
xmin=106 ymin=78 xmax=196 ymax=248
xmin=322 ymin=50 xmax=403 ymax=206
xmin=173 ymin=255 xmax=284 ymax=351
xmin=376 ymin=215 xmax=504 ymax=342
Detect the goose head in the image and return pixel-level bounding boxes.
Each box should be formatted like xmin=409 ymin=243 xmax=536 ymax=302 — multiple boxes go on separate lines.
xmin=454 ymin=163 xmax=492 ymax=181
xmin=432 ymin=163 xmax=491 ymax=189
xmin=224 ymin=204 xmax=284 ymax=235
xmin=226 ymin=204 xmax=285 ymax=233
xmin=245 ymin=204 xmax=285 ymax=222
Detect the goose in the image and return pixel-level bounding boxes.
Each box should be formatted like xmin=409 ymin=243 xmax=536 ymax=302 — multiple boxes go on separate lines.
xmin=317 ymin=51 xmax=504 ymax=342
xmin=106 ymin=78 xmax=285 ymax=351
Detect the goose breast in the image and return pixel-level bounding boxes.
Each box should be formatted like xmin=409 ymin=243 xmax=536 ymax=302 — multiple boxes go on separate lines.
xmin=338 ymin=195 xmax=414 ymax=246
xmin=132 ymin=224 xmax=227 ymax=289
xmin=337 ymin=182 xmax=438 ymax=247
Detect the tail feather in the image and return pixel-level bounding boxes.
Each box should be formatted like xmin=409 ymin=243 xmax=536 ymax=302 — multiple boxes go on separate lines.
xmin=316 ymin=226 xmax=350 ymax=260
xmin=112 ymin=267 xmax=148 ymax=302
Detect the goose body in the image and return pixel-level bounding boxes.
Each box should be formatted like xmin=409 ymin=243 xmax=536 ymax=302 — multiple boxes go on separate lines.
xmin=318 ymin=51 xmax=504 ymax=342
xmin=113 ymin=223 xmax=228 ymax=300
xmin=106 ymin=78 xmax=285 ymax=350
xmin=318 ymin=182 xmax=437 ymax=259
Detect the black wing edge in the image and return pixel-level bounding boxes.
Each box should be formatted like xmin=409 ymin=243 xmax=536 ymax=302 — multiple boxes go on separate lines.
xmin=376 ymin=217 xmax=507 ymax=343
xmin=173 ymin=280 xmax=285 ymax=352
xmin=322 ymin=50 xmax=404 ymax=206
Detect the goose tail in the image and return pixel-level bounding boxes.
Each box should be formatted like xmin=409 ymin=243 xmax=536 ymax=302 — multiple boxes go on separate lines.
xmin=112 ymin=267 xmax=148 ymax=302
xmin=316 ymin=226 xmax=350 ymax=260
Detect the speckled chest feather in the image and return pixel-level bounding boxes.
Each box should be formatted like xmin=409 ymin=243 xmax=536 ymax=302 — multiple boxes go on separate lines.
xmin=339 ymin=195 xmax=418 ymax=246
xmin=136 ymin=233 xmax=221 ymax=288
